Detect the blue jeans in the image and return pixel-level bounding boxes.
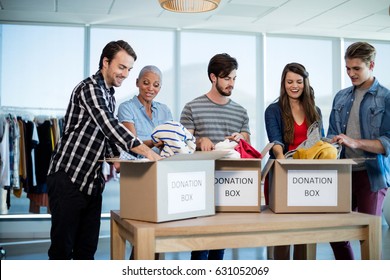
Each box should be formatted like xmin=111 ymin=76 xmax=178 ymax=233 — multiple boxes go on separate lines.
xmin=350 ymin=170 xmax=387 ymax=216
xmin=191 ymin=249 xmax=225 ymax=260
xmin=330 ymin=170 xmax=387 ymax=260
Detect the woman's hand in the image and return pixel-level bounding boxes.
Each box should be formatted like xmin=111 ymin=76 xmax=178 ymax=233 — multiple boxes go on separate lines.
xmin=153 ymin=140 xmax=164 ymax=150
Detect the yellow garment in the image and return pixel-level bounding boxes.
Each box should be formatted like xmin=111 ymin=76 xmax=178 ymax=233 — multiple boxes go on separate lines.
xmin=293 ymin=140 xmax=337 ymax=159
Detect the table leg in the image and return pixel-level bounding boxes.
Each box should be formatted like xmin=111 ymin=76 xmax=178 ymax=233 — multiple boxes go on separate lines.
xmin=361 ymin=216 xmax=381 ymax=260
xmin=133 ymin=228 xmax=156 ymax=260
xmin=110 ymin=217 xmax=126 ymax=260
xmin=306 ymin=244 xmax=317 ymax=260
xmin=266 ymin=246 xmax=274 ymax=260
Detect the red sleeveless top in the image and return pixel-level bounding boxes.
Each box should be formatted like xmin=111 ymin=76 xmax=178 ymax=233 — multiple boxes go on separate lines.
xmin=288 ymin=119 xmax=308 ymax=151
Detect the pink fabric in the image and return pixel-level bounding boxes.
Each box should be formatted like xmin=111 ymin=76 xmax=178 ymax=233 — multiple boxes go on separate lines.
xmin=234 ymin=139 xmax=262 ymax=159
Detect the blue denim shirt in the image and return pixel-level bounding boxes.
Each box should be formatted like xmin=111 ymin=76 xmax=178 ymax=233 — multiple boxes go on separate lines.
xmin=264 ymin=101 xmax=323 ymax=158
xmin=327 ymin=78 xmax=390 ymax=191
xmin=117 ymin=95 xmax=173 ymax=153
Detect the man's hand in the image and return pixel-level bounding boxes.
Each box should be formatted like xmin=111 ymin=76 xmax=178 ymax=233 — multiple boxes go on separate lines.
xmin=131 ymin=143 xmax=163 ymax=161
xmin=225 ymin=132 xmax=245 ymax=143
xmin=113 ymin=161 xmax=121 ymax=173
xmin=332 ymin=133 xmax=385 ymax=154
xmin=198 ymin=137 xmax=215 ymax=151
xmin=332 ymin=134 xmax=358 ymax=149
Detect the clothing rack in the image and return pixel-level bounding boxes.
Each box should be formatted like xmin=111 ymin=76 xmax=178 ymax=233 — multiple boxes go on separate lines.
xmin=0 ymin=106 xmax=66 ymax=123
xmin=0 ymin=110 xmax=66 ymax=216
xmin=0 ymin=106 xmax=66 ymax=116
xmin=0 ymin=106 xmax=66 ymax=111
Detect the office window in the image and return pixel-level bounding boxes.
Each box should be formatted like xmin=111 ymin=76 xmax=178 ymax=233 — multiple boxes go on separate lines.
xmin=89 ymin=28 xmax=175 ymax=114
xmin=180 ymin=31 xmax=258 ymax=146
xmin=0 ymin=24 xmax=84 ymax=111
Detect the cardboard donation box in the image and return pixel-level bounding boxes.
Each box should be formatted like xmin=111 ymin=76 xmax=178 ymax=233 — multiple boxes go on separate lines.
xmin=119 ymin=151 xmax=227 ymax=223
xmin=215 ymin=158 xmax=262 ymax=212
xmin=268 ymin=159 xmax=355 ymax=213
xmin=214 ymin=144 xmax=272 ymax=212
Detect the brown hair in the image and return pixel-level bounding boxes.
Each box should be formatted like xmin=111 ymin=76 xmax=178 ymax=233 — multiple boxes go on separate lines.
xmin=278 ymin=63 xmax=320 ymax=144
xmin=345 ymin=42 xmax=376 ymax=67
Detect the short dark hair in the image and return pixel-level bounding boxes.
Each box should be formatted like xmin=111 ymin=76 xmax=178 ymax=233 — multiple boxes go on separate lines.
xmin=138 ymin=65 xmax=162 ymax=81
xmin=207 ymin=53 xmax=238 ymax=82
xmin=345 ymin=42 xmax=376 ymax=66
xmin=98 ymin=40 xmax=137 ymax=70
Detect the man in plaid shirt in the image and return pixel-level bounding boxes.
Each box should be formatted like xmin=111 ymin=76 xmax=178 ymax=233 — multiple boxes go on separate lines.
xmin=47 ymin=40 xmax=161 ymax=260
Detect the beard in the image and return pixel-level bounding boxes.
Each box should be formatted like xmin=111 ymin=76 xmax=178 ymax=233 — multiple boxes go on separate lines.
xmin=216 ymin=80 xmax=233 ymax=97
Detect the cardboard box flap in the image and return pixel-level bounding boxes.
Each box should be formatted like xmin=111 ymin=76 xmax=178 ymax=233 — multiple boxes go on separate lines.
xmin=103 ymin=158 xmax=152 ymax=163
xmin=104 ymin=150 xmax=228 ymax=163
xmin=217 ymin=157 xmax=262 ymax=162
xmin=259 ymin=143 xmax=275 ymax=183
xmin=162 ymin=150 xmax=229 ymax=161
xmin=261 ymin=159 xmax=275 ymax=183
xmin=261 ymin=142 xmax=274 ymax=156
xmin=276 ymin=159 xmax=357 ymax=165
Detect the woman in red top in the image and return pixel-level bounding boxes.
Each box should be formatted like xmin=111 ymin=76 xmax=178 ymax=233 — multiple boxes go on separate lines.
xmin=264 ymin=63 xmax=322 ymax=259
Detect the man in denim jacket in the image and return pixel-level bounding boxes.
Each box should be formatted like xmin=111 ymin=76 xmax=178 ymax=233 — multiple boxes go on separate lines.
xmin=327 ymin=42 xmax=390 ymax=259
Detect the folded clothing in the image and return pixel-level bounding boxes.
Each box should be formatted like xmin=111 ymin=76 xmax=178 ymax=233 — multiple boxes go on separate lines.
xmin=292 ymin=140 xmax=338 ymax=159
xmin=151 ymin=121 xmax=196 ymax=157
xmin=215 ymin=139 xmax=240 ymax=158
xmin=234 ymin=139 xmax=262 ymax=159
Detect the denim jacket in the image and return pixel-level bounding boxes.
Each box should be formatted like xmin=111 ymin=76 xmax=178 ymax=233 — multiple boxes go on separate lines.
xmin=264 ymin=101 xmax=323 ymax=158
xmin=327 ymin=78 xmax=390 ymax=191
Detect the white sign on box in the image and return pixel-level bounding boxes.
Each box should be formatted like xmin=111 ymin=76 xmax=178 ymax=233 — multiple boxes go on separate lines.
xmin=287 ymin=169 xmax=338 ymax=206
xmin=167 ymin=171 xmax=206 ymax=214
xmin=215 ymin=170 xmax=258 ymax=206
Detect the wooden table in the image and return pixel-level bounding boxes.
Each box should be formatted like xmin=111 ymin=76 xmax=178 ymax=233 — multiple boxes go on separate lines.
xmin=110 ymin=208 xmax=381 ymax=260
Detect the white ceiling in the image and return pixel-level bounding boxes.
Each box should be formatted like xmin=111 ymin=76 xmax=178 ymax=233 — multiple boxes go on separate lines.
xmin=0 ymin=0 xmax=389 ymax=41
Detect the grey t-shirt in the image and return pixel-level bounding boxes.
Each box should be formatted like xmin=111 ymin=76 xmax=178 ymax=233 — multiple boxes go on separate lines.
xmin=180 ymin=94 xmax=250 ymax=144
xmin=345 ymin=88 xmax=366 ymax=170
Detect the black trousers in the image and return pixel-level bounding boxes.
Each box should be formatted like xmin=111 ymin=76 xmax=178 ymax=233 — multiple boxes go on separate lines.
xmin=47 ymin=171 xmax=102 ymax=260
xmin=191 ymin=249 xmax=225 ymax=260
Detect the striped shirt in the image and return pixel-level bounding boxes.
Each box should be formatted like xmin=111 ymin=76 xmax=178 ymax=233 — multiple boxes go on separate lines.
xmin=151 ymin=121 xmax=196 ymax=157
xmin=48 ymin=71 xmax=142 ymax=195
xmin=180 ymin=94 xmax=250 ymax=144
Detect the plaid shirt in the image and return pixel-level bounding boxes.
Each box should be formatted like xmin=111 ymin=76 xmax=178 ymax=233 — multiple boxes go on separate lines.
xmin=48 ymin=71 xmax=141 ymax=195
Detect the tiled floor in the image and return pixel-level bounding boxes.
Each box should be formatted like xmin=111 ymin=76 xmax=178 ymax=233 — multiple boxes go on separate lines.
xmin=2 ymin=224 xmax=389 ymax=260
